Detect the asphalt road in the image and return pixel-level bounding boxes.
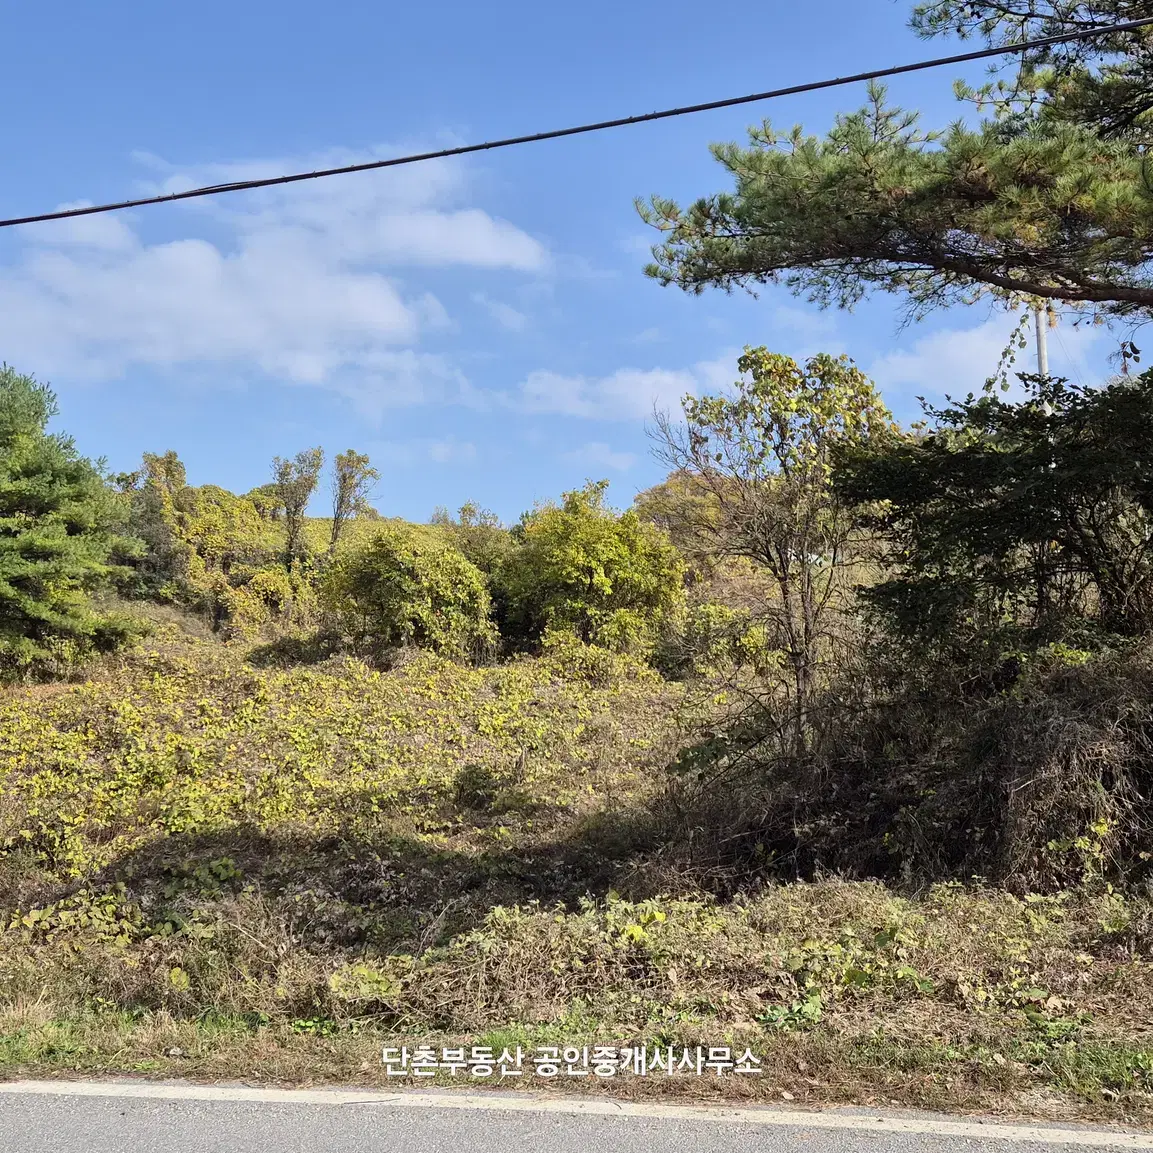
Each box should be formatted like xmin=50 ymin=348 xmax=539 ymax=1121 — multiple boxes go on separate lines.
xmin=1 ymin=1081 xmax=1151 ymax=1153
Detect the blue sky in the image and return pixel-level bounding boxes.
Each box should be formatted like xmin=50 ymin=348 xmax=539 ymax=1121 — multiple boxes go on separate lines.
xmin=0 ymin=0 xmax=1112 ymax=522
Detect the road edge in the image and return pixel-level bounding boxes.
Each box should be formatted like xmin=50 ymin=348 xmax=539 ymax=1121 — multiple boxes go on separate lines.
xmin=0 ymin=1078 xmax=1151 ymax=1147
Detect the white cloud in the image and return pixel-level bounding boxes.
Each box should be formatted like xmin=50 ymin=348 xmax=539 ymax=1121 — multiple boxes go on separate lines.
xmin=620 ymin=233 xmax=655 ymax=256
xmin=374 ymin=436 xmax=478 ymax=467
xmin=516 ymin=368 xmax=693 ymax=420
xmin=562 ymin=442 xmax=637 ymax=472
xmin=321 ymin=351 xmax=488 ymax=421
xmin=513 ymin=352 xmax=739 ymax=422
xmin=0 ymin=147 xmax=547 ymax=400
xmin=23 ymin=202 xmax=138 ymax=252
xmin=691 ymin=351 xmax=741 ymax=396
xmin=366 ymin=211 xmax=544 ymax=269
xmin=870 ymin=313 xmax=1108 ymax=404
xmin=472 ymin=292 xmax=528 ymax=332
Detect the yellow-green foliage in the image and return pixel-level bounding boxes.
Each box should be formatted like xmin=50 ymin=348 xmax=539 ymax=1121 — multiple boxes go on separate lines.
xmin=128 ymin=462 xmax=330 ymax=639
xmin=390 ymin=882 xmax=1153 ymax=1044
xmin=656 ymin=601 xmax=775 ymax=678
xmin=429 ymin=502 xmax=515 ymax=577
xmin=0 ymin=633 xmax=1150 ymax=1114
xmin=0 ymin=629 xmax=686 ymax=1040
xmin=178 ymin=485 xmax=281 ymax=572
xmin=0 ymin=630 xmax=675 ymax=880
xmin=323 ymin=523 xmax=498 ymax=660
xmin=501 ymin=481 xmax=686 ymax=656
xmin=302 ymin=515 xmax=383 ymax=557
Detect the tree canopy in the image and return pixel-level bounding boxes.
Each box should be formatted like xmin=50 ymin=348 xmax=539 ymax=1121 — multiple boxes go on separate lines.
xmin=500 ymin=481 xmax=685 ymax=655
xmin=322 ymin=523 xmax=497 ymax=660
xmin=272 ymin=447 xmax=324 ymax=567
xmin=836 ymin=368 xmax=1153 ymax=667
xmin=0 ymin=366 xmax=137 ymax=673
xmin=329 ymin=450 xmax=379 ymax=554
xmin=653 ymin=349 xmax=894 ymax=745
xmin=639 ymin=7 xmax=1153 ymax=322
xmin=912 ymin=2 xmax=1153 ymax=142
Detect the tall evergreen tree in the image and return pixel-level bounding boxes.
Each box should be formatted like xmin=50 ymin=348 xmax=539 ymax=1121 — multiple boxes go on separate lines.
xmin=639 ymin=8 xmax=1153 ymax=322
xmin=0 ymin=365 xmax=137 ymax=673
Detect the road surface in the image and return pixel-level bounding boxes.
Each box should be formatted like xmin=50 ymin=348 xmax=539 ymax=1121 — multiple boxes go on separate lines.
xmin=0 ymin=1080 xmax=1151 ymax=1152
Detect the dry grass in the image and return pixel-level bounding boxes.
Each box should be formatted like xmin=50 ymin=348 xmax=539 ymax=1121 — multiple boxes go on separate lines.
xmin=0 ymin=630 xmax=1150 ymax=1120
xmin=0 ymin=884 xmax=1150 ymax=1121
xmin=661 ymin=643 xmax=1153 ymax=894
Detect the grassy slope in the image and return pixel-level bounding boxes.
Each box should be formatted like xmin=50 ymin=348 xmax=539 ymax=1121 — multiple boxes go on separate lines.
xmin=0 ymin=628 xmax=1150 ymax=1120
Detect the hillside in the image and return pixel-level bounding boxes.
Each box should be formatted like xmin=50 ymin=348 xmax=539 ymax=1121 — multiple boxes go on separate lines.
xmin=0 ymin=627 xmax=1150 ymax=1120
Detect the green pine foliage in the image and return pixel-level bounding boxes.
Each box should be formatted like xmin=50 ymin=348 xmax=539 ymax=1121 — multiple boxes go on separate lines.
xmin=911 ymin=1 xmax=1153 ymax=144
xmin=0 ymin=366 xmax=140 ymax=677
xmin=639 ymin=6 xmax=1153 ymax=322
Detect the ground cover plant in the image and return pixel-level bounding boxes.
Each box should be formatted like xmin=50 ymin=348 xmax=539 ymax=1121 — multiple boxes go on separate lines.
xmin=0 ymin=623 xmax=1150 ymax=1122
xmin=8 ymin=15 xmax=1153 ymax=1110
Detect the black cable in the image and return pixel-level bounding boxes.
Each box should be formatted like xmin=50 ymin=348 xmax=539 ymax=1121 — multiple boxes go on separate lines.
xmin=3 ymin=16 xmax=1152 ymax=231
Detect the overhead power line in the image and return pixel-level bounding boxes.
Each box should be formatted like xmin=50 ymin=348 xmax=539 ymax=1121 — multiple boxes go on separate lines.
xmin=4 ymin=17 xmax=1153 ymax=231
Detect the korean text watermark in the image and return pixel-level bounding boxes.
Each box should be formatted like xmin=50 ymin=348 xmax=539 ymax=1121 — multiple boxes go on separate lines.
xmin=380 ymin=1045 xmax=762 ymax=1078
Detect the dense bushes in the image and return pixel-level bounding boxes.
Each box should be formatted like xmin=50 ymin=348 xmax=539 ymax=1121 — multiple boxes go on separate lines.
xmin=635 ymin=365 xmax=1153 ymax=892
xmin=836 ymin=373 xmax=1153 ymax=673
xmin=654 ymin=600 xmax=772 ymax=679
xmin=672 ymin=640 xmax=1153 ymax=892
xmin=430 ymin=501 xmax=515 ymax=579
xmin=9 ymin=348 xmax=1153 ymax=895
xmin=0 ymin=630 xmax=1149 ymax=1115
xmin=118 ymin=453 xmax=332 ymax=641
xmin=499 ymin=481 xmax=685 ymax=657
xmin=322 ymin=524 xmax=497 ymax=660
xmin=0 ymin=358 xmax=695 ymax=673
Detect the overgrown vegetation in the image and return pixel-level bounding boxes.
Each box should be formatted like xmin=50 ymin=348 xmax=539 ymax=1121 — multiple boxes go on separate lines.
xmin=499 ymin=480 xmax=686 ymax=657
xmin=322 ymin=523 xmax=497 ymax=661
xmin=4 ymin=2 xmax=1153 ymax=1116
xmin=1 ymin=344 xmax=1151 ymax=1116
xmin=0 ymin=629 xmax=1150 ymax=1118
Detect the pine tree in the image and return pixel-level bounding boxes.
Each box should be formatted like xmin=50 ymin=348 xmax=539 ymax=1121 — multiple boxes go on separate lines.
xmin=0 ymin=365 xmax=137 ymax=674
xmin=639 ymin=7 xmax=1153 ymax=322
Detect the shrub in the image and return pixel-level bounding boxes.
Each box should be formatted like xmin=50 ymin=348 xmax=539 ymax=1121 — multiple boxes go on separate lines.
xmin=539 ymin=627 xmax=662 ymax=687
xmin=322 ymin=524 xmax=497 ymax=660
xmin=430 ymin=501 xmax=515 ymax=578
xmin=499 ymin=481 xmax=685 ymax=657
xmin=675 ymin=641 xmax=1153 ymax=891
xmin=655 ymin=601 xmax=776 ymax=679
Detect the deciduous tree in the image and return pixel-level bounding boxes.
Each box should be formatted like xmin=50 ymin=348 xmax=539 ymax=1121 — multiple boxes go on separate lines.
xmin=653 ymin=349 xmax=895 ymax=748
xmin=272 ymin=447 xmax=324 ymax=568
xmin=328 ymin=450 xmax=379 ymax=554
